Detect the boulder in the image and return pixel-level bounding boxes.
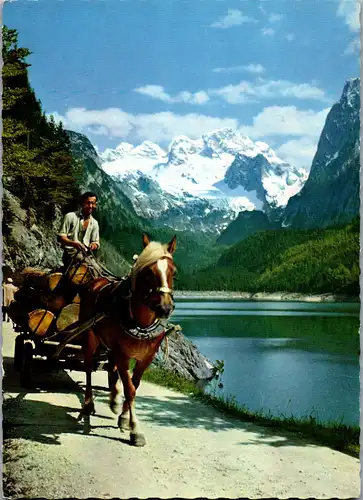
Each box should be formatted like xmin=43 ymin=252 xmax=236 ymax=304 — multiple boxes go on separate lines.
xmin=152 ymin=328 xmax=214 ymax=381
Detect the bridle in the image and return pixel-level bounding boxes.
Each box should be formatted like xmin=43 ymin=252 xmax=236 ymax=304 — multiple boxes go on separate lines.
xmin=131 ymin=257 xmax=175 ymax=312
xmin=141 ymin=284 xmax=174 ymax=312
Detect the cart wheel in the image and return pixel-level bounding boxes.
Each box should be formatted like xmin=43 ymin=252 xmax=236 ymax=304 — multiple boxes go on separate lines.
xmin=14 ymin=335 xmax=25 ymax=372
xmin=20 ymin=342 xmax=33 ymax=388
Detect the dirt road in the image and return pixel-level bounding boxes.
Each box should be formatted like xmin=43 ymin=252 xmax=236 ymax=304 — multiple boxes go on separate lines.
xmin=2 ymin=322 xmax=360 ymax=498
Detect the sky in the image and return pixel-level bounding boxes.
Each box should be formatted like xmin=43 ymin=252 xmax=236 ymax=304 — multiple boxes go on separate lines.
xmin=4 ymin=0 xmax=361 ymax=170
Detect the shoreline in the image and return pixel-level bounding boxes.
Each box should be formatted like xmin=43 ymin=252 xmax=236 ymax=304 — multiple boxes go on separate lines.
xmin=144 ymin=365 xmax=359 ymax=458
xmin=174 ymin=290 xmax=360 ymax=303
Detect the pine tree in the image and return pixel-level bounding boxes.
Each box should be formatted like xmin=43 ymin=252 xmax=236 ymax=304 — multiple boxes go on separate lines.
xmin=2 ymin=26 xmax=82 ymax=220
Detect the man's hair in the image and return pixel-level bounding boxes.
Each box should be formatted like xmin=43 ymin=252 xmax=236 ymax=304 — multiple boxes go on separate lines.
xmin=81 ymin=191 xmax=98 ymax=203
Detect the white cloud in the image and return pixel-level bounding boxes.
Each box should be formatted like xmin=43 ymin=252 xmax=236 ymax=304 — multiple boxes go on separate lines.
xmin=242 ymin=105 xmax=331 ymax=169
xmin=285 ymin=33 xmax=295 ymax=42
xmin=276 ymin=137 xmax=319 ymax=169
xmin=344 ymin=37 xmax=361 ymax=54
xmin=337 ymin=0 xmax=360 ymax=32
xmin=50 ymin=107 xmax=239 ymax=144
xmin=134 ymin=85 xmax=209 ymax=105
xmin=135 ymin=79 xmax=329 ymax=106
xmin=213 ymin=63 xmax=265 ymax=75
xmin=209 ymin=9 xmax=257 ymax=29
xmin=261 ymin=27 xmax=275 ymax=36
xmin=241 ymin=105 xmax=330 ymax=139
xmin=268 ymin=13 xmax=284 ymax=23
xmin=211 ymin=79 xmax=330 ymax=104
xmin=52 ymin=103 xmax=331 ymax=169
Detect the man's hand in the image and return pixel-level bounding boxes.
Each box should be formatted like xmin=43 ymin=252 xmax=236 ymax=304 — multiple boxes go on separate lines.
xmin=73 ymin=241 xmax=87 ymax=252
xmin=89 ymin=242 xmax=99 ymax=251
xmin=59 ymin=235 xmax=86 ymax=253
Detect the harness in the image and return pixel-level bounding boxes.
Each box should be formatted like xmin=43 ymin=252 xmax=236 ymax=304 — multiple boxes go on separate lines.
xmin=95 ymin=278 xmax=173 ymax=341
xmin=53 ymin=253 xmax=177 ymax=358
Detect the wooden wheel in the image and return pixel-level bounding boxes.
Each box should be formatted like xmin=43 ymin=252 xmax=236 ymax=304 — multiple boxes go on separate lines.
xmin=20 ymin=342 xmax=33 ymax=388
xmin=14 ymin=335 xmax=24 ymax=372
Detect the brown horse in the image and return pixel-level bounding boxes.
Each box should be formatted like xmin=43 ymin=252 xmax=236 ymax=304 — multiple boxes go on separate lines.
xmin=79 ymin=233 xmax=177 ymax=446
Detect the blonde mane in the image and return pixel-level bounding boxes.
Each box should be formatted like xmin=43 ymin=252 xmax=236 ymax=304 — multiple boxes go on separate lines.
xmin=131 ymin=241 xmax=173 ymax=289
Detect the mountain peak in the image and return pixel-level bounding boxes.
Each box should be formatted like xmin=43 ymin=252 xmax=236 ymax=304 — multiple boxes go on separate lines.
xmin=168 ymin=136 xmax=204 ymax=165
xmin=132 ymin=141 xmax=166 ymax=158
xmin=341 ymin=77 xmax=360 ymax=108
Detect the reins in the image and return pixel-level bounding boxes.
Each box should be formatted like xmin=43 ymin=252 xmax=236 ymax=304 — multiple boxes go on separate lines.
xmin=54 ymin=246 xmax=178 ymax=353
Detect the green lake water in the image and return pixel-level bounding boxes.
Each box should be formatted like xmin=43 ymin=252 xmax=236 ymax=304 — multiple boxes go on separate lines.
xmin=172 ymin=300 xmax=360 ymax=426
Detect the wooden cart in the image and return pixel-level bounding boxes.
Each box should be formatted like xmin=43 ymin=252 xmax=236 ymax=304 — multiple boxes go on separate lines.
xmin=13 ymin=317 xmax=110 ymax=388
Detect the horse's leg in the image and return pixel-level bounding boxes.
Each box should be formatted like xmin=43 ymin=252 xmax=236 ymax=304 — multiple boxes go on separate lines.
xmin=108 ymin=352 xmax=120 ymax=414
xmin=126 ymin=356 xmax=155 ymax=446
xmin=114 ymin=357 xmax=146 ymax=447
xmin=82 ymin=328 xmax=100 ymax=415
xmin=117 ymin=365 xmax=134 ymax=433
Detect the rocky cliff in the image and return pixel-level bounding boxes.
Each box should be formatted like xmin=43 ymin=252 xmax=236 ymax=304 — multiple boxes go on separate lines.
xmin=282 ymin=78 xmax=360 ymax=229
xmin=2 ymin=189 xmax=64 ymax=276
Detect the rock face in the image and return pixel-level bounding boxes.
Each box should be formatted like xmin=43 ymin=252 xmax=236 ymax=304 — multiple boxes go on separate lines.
xmin=225 ymin=152 xmax=307 ymax=211
xmin=152 ymin=329 xmax=214 ymax=381
xmin=282 ymin=78 xmax=360 ymax=229
xmin=3 ymin=189 xmax=64 ymax=274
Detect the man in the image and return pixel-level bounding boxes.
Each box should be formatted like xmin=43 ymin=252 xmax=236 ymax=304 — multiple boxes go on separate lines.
xmin=58 ymin=191 xmax=102 ymax=275
xmin=2 ymin=277 xmax=18 ymax=323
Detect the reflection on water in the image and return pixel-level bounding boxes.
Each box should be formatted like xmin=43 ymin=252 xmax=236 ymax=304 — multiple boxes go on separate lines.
xmin=173 ymin=300 xmax=360 ymax=426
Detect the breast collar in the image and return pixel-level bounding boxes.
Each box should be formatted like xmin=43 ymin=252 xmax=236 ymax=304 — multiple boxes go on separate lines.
xmin=95 ymin=279 xmax=167 ymax=341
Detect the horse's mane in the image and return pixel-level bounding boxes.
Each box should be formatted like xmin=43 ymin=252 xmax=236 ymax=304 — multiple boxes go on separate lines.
xmin=130 ymin=241 xmax=172 ymax=288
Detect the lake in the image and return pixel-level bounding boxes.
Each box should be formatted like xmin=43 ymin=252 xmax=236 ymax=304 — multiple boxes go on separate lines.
xmin=172 ymin=299 xmax=360 ymax=426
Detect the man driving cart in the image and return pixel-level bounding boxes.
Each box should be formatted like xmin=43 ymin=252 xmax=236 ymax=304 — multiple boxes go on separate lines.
xmin=58 ymin=191 xmax=103 ymax=277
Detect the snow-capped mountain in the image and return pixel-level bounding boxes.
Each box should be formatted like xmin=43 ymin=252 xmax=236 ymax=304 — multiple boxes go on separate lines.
xmin=99 ymin=128 xmax=307 ymax=234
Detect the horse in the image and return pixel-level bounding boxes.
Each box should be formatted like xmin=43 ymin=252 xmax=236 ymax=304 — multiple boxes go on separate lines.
xmin=79 ymin=233 xmax=177 ymax=447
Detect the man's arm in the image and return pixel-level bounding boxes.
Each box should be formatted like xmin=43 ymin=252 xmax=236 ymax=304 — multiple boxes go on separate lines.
xmin=89 ymin=220 xmax=100 ymax=251
xmin=58 ymin=213 xmax=86 ymax=251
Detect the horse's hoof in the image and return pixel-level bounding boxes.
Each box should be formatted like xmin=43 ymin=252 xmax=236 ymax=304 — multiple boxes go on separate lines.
xmin=130 ymin=433 xmax=146 ymax=447
xmin=117 ymin=415 xmax=130 ymax=432
xmin=109 ymin=400 xmax=121 ymax=415
xmin=82 ymin=401 xmax=95 ymax=416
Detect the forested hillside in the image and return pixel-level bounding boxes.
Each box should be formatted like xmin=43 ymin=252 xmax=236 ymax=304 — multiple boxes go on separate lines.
xmin=178 ymin=217 xmax=359 ymax=295
xmin=2 ymin=26 xmax=84 ymax=274
xmin=2 ymin=27 xmax=81 ymax=221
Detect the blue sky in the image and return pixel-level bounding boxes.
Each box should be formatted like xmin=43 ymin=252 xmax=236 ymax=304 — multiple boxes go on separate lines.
xmin=4 ymin=0 xmax=360 ymax=169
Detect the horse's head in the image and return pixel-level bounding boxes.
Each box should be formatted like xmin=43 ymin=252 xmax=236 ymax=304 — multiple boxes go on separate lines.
xmin=130 ymin=233 xmax=177 ymax=319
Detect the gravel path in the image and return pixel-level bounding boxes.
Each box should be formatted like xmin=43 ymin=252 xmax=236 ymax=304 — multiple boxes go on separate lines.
xmin=2 ymin=322 xmax=360 ymax=499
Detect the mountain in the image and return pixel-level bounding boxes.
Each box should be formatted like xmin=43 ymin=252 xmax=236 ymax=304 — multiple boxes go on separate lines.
xmin=67 ymin=131 xmax=228 ymax=275
xmin=99 ymin=128 xmax=307 ymax=235
xmin=282 ymin=78 xmax=360 ymax=229
xmin=217 ymin=210 xmax=279 ymax=245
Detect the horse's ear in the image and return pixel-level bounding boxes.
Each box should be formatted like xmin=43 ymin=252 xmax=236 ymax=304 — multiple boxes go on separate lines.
xmin=167 ymin=235 xmax=177 ymax=254
xmin=142 ymin=232 xmax=150 ymax=248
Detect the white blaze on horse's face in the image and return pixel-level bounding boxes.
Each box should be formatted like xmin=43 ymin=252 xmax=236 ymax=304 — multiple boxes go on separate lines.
xmin=156 ymin=258 xmax=169 ymax=289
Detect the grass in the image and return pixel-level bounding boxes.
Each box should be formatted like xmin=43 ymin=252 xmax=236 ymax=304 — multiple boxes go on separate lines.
xmin=142 ymin=364 xmax=360 ymax=458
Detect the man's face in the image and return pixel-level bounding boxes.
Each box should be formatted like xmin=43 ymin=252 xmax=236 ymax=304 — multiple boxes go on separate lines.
xmin=82 ymin=196 xmax=97 ymax=216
